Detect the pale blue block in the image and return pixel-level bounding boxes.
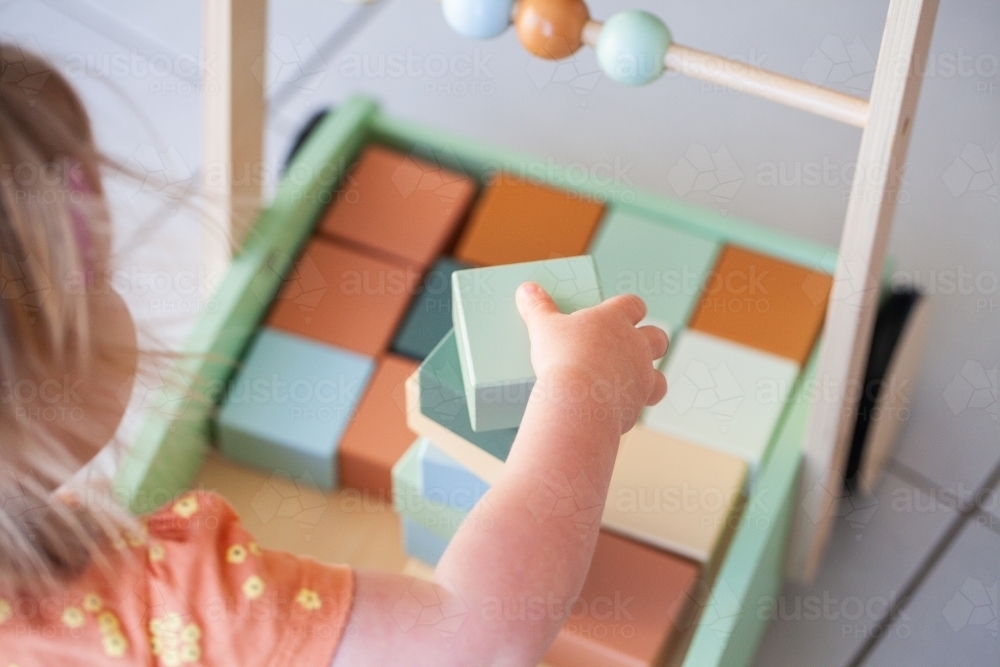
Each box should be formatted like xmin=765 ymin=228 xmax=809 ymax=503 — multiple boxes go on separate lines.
xmin=441 ymin=0 xmax=513 ymax=39
xmin=596 ymin=10 xmax=672 ymax=86
xmin=217 ymin=327 xmax=375 ymax=490
xmin=452 ymin=256 xmax=602 ymax=431
xmin=392 ymin=438 xmax=469 ymax=541
xmin=589 ymin=208 xmax=720 ymax=336
xmin=419 ymin=441 xmax=491 ymax=512
xmin=402 ymin=517 xmax=449 ymax=566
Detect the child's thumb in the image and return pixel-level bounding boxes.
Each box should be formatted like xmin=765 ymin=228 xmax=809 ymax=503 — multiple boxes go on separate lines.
xmin=516 ymin=282 xmax=559 ymax=327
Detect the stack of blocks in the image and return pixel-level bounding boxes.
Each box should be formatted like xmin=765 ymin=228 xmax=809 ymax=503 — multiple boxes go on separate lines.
xmin=216 ymin=141 xmax=834 ymax=666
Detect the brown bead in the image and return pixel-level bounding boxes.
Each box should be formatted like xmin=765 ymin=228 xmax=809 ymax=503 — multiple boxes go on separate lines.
xmin=515 ymin=0 xmax=589 ymax=60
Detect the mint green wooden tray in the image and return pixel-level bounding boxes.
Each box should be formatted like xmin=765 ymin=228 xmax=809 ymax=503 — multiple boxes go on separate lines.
xmin=113 ymin=96 xmax=834 ymax=667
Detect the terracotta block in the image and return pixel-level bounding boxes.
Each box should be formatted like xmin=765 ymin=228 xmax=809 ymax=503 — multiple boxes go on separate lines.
xmin=689 ymin=245 xmax=832 ymax=365
xmin=338 ymin=354 xmax=419 ymax=498
xmin=266 ymin=237 xmax=419 ymax=356
xmin=544 ymin=531 xmax=700 ymax=667
xmin=455 ymin=174 xmax=605 ymax=266
xmin=317 ymin=145 xmax=477 ymax=268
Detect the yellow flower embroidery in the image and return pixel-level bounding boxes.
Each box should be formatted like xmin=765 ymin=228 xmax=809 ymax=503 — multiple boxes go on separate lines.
xmin=171 ymin=496 xmax=198 ymax=519
xmin=181 ymin=622 xmax=202 ymax=643
xmin=149 ymin=613 xmax=201 ymax=665
xmin=61 ymin=606 xmax=85 ymax=629
xmin=83 ymin=593 xmax=103 ymax=612
xmin=180 ymin=644 xmax=201 ymax=663
xmin=125 ymin=528 xmax=147 ymax=548
xmin=102 ymin=633 xmax=128 ymax=658
xmin=295 ymin=588 xmax=322 ymax=611
xmin=0 ymin=598 xmax=11 ymax=624
xmin=97 ymin=611 xmax=120 ymax=632
xmin=149 ymin=543 xmax=166 ymax=562
xmin=242 ymin=575 xmax=265 ymax=600
xmin=248 ymin=542 xmax=262 ymax=556
xmin=225 ymin=544 xmax=247 ymax=564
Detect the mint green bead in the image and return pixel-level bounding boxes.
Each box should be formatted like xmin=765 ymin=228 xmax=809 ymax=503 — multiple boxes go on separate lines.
xmin=596 ymin=10 xmax=672 ymax=86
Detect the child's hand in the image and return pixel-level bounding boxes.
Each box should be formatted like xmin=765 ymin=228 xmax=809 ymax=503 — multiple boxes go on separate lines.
xmin=516 ymin=281 xmax=668 ymax=434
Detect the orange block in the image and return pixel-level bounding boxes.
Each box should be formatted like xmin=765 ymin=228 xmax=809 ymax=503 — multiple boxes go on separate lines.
xmin=338 ymin=354 xmax=418 ymax=499
xmin=266 ymin=237 xmax=419 ymax=357
xmin=317 ymin=145 xmax=477 ymax=269
xmin=689 ymin=245 xmax=833 ymax=365
xmin=454 ymin=174 xmax=605 ymax=266
xmin=544 ymin=531 xmax=699 ymax=667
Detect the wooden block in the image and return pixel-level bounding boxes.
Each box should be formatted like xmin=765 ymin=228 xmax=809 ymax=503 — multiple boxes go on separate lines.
xmin=452 ymin=257 xmax=602 ymax=431
xmin=689 ymin=245 xmax=832 ymax=366
xmin=419 ymin=439 xmax=491 ymax=512
xmin=317 ymin=144 xmax=477 ymax=269
xmin=641 ymin=330 xmax=799 ymax=476
xmin=217 ymin=328 xmax=375 ymax=490
xmin=544 ymin=531 xmax=700 ymax=667
xmin=401 ymin=516 xmax=449 ymax=567
xmin=266 ymin=237 xmax=419 ymax=356
xmin=391 ymin=438 xmax=469 ymax=541
xmin=455 ymin=174 xmax=605 ymax=267
xmin=406 ymin=330 xmax=518 ymax=484
xmin=392 ymin=257 xmax=471 ymax=360
xmin=588 ymin=208 xmax=720 ymax=336
xmin=338 ymin=354 xmax=419 ymax=499
xmin=603 ymin=426 xmax=746 ymax=564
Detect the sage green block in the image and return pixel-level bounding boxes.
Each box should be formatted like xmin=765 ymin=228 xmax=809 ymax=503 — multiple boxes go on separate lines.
xmin=418 ymin=330 xmax=518 ymax=463
xmin=451 ymin=256 xmax=602 ymax=431
xmin=392 ymin=438 xmax=469 ymax=541
xmin=589 ymin=208 xmax=720 ymax=335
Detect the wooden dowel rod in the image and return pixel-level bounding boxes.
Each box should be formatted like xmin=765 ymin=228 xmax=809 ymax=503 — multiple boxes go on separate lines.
xmin=665 ymin=44 xmax=869 ymax=127
xmin=582 ymin=19 xmax=868 ymax=127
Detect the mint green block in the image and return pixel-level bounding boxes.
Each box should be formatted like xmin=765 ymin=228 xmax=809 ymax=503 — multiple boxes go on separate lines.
xmin=451 ymin=256 xmax=602 ymax=431
xmin=589 ymin=208 xmax=720 ymax=335
xmin=392 ymin=438 xmax=470 ymax=541
xmin=418 ymin=330 xmax=518 ymax=463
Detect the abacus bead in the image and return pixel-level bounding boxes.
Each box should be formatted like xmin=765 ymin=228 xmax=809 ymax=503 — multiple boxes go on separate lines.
xmin=442 ymin=0 xmax=514 ymax=39
xmin=515 ymin=0 xmax=589 ymax=60
xmin=596 ymin=10 xmax=672 ymax=85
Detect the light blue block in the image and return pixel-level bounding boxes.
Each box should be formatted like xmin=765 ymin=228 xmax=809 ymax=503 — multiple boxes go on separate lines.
xmin=418 ymin=330 xmax=518 ymax=463
xmin=392 ymin=438 xmax=469 ymax=541
xmin=217 ymin=327 xmax=375 ymax=490
xmin=419 ymin=441 xmax=491 ymax=512
xmin=452 ymin=256 xmax=602 ymax=431
xmin=402 ymin=517 xmax=449 ymax=566
xmin=589 ymin=208 xmax=720 ymax=336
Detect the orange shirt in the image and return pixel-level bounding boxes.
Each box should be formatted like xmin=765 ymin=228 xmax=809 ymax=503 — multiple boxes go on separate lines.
xmin=0 ymin=492 xmax=354 ymax=666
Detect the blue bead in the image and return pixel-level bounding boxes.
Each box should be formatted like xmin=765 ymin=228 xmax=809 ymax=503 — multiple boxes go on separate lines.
xmin=596 ymin=10 xmax=672 ymax=86
xmin=442 ymin=0 xmax=513 ymax=39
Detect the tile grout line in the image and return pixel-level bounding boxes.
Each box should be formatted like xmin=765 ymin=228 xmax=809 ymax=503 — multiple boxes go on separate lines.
xmin=844 ymin=457 xmax=1000 ymax=667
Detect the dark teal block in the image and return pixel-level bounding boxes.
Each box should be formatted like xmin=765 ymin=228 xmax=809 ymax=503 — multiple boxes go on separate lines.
xmin=418 ymin=330 xmax=518 ymax=463
xmin=217 ymin=327 xmax=375 ymax=489
xmin=392 ymin=257 xmax=471 ymax=360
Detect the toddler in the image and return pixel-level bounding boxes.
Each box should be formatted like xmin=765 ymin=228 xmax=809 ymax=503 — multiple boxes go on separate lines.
xmin=0 ymin=48 xmax=667 ymax=666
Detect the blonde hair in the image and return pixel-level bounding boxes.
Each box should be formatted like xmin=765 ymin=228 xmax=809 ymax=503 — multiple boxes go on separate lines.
xmin=0 ymin=45 xmax=137 ymax=591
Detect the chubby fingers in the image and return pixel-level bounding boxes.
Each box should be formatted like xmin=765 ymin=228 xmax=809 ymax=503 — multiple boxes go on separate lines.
xmin=647 ymin=369 xmax=667 ymax=406
xmin=516 ymin=282 xmax=560 ymax=327
xmin=637 ymin=325 xmax=669 ymax=361
xmin=603 ymin=293 xmax=647 ymax=325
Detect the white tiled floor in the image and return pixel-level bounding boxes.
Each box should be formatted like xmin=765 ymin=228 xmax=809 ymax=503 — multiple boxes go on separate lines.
xmin=859 ymin=520 xmax=1000 ymax=666
xmin=3 ymin=0 xmax=998 ymax=664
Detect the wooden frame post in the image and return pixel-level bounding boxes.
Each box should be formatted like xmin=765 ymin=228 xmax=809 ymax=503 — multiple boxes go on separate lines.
xmin=201 ymin=0 xmax=267 ymax=284
xmin=786 ymin=0 xmax=940 ymax=583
